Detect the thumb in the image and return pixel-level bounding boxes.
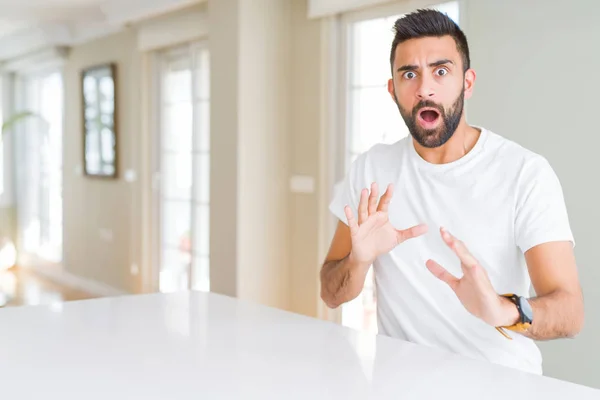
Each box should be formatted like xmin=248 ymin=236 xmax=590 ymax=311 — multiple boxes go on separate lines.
xmin=426 ymin=259 xmax=459 ymax=290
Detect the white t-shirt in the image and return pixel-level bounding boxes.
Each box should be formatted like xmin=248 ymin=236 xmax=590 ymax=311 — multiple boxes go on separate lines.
xmin=329 ymin=127 xmax=574 ymax=375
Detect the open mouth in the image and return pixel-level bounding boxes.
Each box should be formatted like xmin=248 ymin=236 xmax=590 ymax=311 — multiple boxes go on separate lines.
xmin=418 ymin=108 xmax=440 ymax=123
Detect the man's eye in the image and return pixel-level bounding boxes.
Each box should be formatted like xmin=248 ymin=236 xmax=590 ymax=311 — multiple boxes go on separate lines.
xmin=403 ymin=71 xmax=416 ymax=79
xmin=435 ymin=68 xmax=448 ymax=76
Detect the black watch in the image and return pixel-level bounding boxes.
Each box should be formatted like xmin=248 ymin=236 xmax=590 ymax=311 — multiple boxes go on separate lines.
xmin=502 ymin=293 xmax=534 ymax=325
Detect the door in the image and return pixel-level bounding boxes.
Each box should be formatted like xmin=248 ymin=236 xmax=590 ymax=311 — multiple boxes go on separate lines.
xmin=154 ymin=41 xmax=210 ymax=293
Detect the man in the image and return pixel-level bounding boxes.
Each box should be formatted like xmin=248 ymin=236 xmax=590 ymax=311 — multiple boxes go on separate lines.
xmin=320 ymin=9 xmax=584 ymax=375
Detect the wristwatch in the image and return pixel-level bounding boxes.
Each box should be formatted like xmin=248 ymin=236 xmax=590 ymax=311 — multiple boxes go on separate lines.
xmin=495 ymin=293 xmax=533 ymax=340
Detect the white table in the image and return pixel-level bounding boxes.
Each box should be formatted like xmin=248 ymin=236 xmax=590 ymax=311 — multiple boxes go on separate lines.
xmin=0 ymin=292 xmax=597 ymax=399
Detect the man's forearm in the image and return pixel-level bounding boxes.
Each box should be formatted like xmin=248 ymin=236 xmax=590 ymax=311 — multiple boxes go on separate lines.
xmin=521 ymin=289 xmax=584 ymax=340
xmin=320 ymin=255 xmax=370 ymax=309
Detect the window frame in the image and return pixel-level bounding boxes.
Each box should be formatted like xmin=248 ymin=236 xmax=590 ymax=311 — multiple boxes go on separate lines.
xmin=0 ymin=75 xmax=5 ymax=204
xmin=151 ymin=39 xmax=211 ymax=294
xmin=0 ymin=74 xmax=18 ymax=209
xmin=13 ymin=66 xmax=65 ymax=264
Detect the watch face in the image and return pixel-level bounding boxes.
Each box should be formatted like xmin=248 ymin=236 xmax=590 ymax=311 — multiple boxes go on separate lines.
xmin=519 ymin=297 xmax=534 ymax=323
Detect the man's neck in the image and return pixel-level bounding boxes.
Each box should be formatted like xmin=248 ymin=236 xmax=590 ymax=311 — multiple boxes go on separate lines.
xmin=413 ymin=119 xmax=481 ymax=165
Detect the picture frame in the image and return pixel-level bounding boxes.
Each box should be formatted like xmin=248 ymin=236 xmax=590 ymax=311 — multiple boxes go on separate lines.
xmin=81 ymin=63 xmax=118 ymax=179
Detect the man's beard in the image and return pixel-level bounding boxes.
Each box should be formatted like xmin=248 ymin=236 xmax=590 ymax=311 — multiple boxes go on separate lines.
xmin=395 ymin=90 xmax=464 ymax=149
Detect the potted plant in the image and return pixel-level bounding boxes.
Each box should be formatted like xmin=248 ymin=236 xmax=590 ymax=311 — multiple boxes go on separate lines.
xmin=0 ymin=111 xmax=48 ymax=270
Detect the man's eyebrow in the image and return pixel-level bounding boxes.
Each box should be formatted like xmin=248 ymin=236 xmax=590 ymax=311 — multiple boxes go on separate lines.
xmin=396 ymin=59 xmax=454 ymax=72
xmin=397 ymin=64 xmax=417 ymax=72
xmin=429 ymin=59 xmax=454 ymax=67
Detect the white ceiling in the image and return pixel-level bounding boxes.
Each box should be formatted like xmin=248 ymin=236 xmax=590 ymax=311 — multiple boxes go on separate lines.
xmin=0 ymin=0 xmax=203 ymax=61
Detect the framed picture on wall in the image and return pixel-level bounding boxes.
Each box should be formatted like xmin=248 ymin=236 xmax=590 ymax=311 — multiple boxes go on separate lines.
xmin=81 ymin=63 xmax=118 ymax=178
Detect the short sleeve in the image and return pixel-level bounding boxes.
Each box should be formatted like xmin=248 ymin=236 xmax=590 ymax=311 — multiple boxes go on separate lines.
xmin=329 ymin=154 xmax=366 ymax=225
xmin=514 ymin=156 xmax=575 ymax=253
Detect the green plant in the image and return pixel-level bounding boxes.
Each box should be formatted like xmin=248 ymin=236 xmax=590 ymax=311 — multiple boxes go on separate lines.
xmin=1 ymin=110 xmax=48 ymax=136
xmin=0 ymin=110 xmax=49 ymax=244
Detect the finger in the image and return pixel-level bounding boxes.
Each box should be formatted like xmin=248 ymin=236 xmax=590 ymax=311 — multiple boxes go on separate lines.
xmin=440 ymin=227 xmax=478 ymax=269
xmin=426 ymin=259 xmax=459 ymax=290
xmin=358 ymin=189 xmax=369 ymax=225
xmin=396 ymin=223 xmax=428 ymax=243
xmin=376 ymin=184 xmax=394 ymax=212
xmin=367 ymin=182 xmax=379 ymax=216
xmin=344 ymin=205 xmax=359 ymax=237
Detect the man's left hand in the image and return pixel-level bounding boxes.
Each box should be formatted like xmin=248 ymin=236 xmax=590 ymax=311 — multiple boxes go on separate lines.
xmin=426 ymin=227 xmax=520 ymax=328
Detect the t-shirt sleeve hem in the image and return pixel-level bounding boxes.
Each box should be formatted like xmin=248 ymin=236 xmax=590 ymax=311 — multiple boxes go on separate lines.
xmin=328 ymin=201 xmax=349 ymax=226
xmin=519 ymin=234 xmax=575 ymax=254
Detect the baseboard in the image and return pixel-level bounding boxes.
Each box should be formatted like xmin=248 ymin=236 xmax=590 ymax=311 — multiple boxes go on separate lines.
xmin=18 ymin=254 xmax=127 ymax=297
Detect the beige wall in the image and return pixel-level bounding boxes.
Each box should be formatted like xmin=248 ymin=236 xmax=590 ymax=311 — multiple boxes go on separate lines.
xmin=237 ymin=0 xmax=292 ymax=309
xmin=289 ymin=0 xmax=323 ymax=317
xmin=0 ymin=207 xmax=15 ymax=240
xmin=207 ymin=0 xmax=239 ymax=298
xmin=209 ymin=0 xmax=293 ymax=310
xmin=59 ymin=0 xmax=298 ymax=307
xmin=59 ymin=0 xmax=310 ymax=313
xmin=63 ymin=29 xmax=143 ymax=293
xmin=61 ymin=3 xmax=209 ymax=296
xmin=208 ymin=0 xmax=323 ymax=314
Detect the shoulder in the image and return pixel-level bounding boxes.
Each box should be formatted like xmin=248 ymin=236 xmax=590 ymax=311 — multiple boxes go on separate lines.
xmin=353 ymin=137 xmax=410 ymax=171
xmin=345 ymin=138 xmax=408 ymax=190
xmin=483 ymin=128 xmax=555 ymax=175
xmin=482 ymin=128 xmax=562 ymax=193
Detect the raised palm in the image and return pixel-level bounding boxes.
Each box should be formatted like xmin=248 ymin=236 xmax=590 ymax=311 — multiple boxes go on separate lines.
xmin=426 ymin=228 xmax=515 ymax=328
xmin=345 ymin=183 xmax=428 ymax=265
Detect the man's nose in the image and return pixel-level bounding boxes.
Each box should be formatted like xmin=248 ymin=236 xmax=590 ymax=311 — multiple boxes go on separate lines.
xmin=416 ymin=76 xmax=435 ymax=99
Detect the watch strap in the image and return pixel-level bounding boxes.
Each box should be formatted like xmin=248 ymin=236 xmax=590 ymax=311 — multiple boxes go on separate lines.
xmin=495 ymin=293 xmax=532 ymax=340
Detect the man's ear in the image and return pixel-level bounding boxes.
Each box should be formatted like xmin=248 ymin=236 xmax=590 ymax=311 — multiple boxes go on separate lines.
xmin=464 ymin=68 xmax=476 ymax=100
xmin=387 ymin=78 xmax=396 ymax=101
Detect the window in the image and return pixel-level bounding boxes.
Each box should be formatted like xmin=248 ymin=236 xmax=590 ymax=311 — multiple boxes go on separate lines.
xmin=0 ymin=76 xmax=3 ymax=198
xmin=338 ymin=2 xmax=459 ymax=333
xmin=15 ymin=71 xmax=63 ymax=263
xmin=155 ymin=42 xmax=210 ymax=293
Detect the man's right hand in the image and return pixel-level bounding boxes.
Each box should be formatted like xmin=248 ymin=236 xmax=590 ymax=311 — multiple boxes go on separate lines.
xmin=320 ymin=182 xmax=428 ymax=309
xmin=345 ymin=182 xmax=428 ymax=266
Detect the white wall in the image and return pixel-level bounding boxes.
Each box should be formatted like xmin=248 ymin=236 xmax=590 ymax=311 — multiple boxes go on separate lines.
xmin=464 ymin=0 xmax=600 ymax=388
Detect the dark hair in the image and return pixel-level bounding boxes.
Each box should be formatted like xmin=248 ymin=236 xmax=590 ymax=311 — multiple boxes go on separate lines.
xmin=390 ymin=9 xmax=470 ymax=74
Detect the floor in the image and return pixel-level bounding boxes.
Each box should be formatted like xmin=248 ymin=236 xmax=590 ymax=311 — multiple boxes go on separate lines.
xmin=0 ymin=267 xmax=96 ymax=308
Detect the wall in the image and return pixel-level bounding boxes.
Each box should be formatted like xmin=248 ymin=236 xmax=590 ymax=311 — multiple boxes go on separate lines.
xmin=208 ymin=0 xmax=239 ymax=297
xmin=45 ymin=0 xmax=295 ymax=307
xmin=464 ymin=0 xmax=600 ymax=388
xmin=289 ymin=0 xmax=324 ymax=317
xmin=237 ymin=0 xmax=292 ymax=309
xmin=63 ymin=29 xmax=142 ymax=293
xmin=209 ymin=0 xmax=292 ymax=310
xmin=0 ymin=207 xmax=14 ymax=240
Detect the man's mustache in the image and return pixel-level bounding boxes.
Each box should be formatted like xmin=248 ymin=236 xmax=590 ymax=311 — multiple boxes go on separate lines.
xmin=412 ymin=100 xmax=444 ymax=116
